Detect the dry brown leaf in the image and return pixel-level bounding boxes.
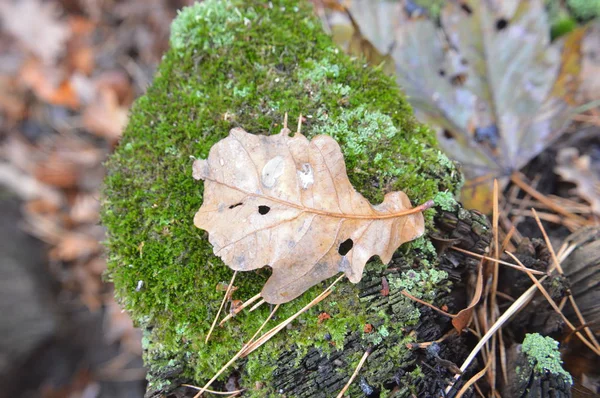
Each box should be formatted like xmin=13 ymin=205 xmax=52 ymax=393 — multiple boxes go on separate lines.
xmin=33 ymin=151 xmax=80 ymax=188
xmin=451 ymin=261 xmax=484 ymax=332
xmin=104 ymin=297 xmax=143 ymax=354
xmin=578 ymin=21 xmax=600 ymax=103
xmin=193 ymin=127 xmax=429 ymax=304
xmin=50 ymin=232 xmax=100 ymax=262
xmin=0 ymin=0 xmax=71 ymax=64
xmin=555 ymin=147 xmax=600 ymax=214
xmin=82 ymin=86 xmax=128 ymax=142
xmin=19 ymin=58 xmax=79 ymax=108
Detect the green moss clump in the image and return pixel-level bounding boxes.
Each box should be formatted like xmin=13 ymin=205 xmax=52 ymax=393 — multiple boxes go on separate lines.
xmin=101 ymin=0 xmax=461 ymax=395
xmin=567 ymin=0 xmax=600 ymax=20
xmin=521 ymin=333 xmax=573 ymax=384
xmin=434 ymin=191 xmax=459 ymax=212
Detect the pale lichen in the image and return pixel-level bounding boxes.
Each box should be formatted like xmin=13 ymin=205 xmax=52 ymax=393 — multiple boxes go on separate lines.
xmin=521 ymin=333 xmax=573 ymax=384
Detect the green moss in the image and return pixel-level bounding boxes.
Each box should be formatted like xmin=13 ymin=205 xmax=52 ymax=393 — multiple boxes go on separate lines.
xmin=521 ymin=333 xmax=573 ymax=384
xmin=567 ymin=0 xmax=600 ymax=20
xmin=101 ymin=0 xmax=461 ymax=395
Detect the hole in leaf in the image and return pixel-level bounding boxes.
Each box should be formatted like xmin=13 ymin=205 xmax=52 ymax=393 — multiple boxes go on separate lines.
xmin=258 ymin=205 xmax=270 ymax=215
xmin=438 ymin=69 xmax=446 ymax=77
xmin=229 ymin=202 xmax=243 ymax=209
xmin=496 ymin=18 xmax=508 ymax=30
xmin=338 ymin=238 xmax=354 ymax=256
xmin=443 ymin=129 xmax=454 ymax=140
xmin=461 ymin=3 xmax=472 ymax=14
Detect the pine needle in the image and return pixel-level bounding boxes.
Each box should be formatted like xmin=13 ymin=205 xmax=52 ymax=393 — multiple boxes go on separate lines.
xmin=183 ymin=384 xmax=244 ymax=396
xmin=445 ymin=278 xmax=544 ymax=394
xmin=506 ymin=251 xmax=600 ymax=356
xmin=219 ymin=293 xmax=262 ymax=326
xmin=454 ymin=355 xmax=491 ymax=398
xmin=206 ymin=271 xmax=237 ymax=343
xmin=511 ymin=172 xmax=589 ymax=226
xmin=240 ymin=275 xmax=345 ymax=358
xmin=249 ymin=299 xmax=265 ymax=312
xmin=450 ymin=246 xmax=546 ymax=275
xmin=531 ymin=209 xmax=600 ymax=350
xmin=336 ymin=348 xmax=371 ymax=398
xmin=193 ymin=304 xmax=281 ymax=398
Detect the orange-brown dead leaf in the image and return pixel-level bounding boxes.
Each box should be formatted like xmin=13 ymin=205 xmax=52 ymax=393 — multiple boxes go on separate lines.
xmin=363 ymin=323 xmax=374 ymax=333
xmin=381 ymin=276 xmax=389 ymax=296
xmin=50 ymin=232 xmax=100 ymax=262
xmin=193 ymin=127 xmax=429 ymax=304
xmin=451 ymin=261 xmax=484 ymax=332
xmin=317 ymin=312 xmax=331 ymax=324
xmin=82 ymin=86 xmax=128 ymax=142
xmin=19 ymin=59 xmax=79 ymax=108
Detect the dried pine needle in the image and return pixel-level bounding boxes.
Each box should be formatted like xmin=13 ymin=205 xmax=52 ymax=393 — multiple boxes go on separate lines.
xmin=451 ymin=246 xmax=545 ymax=275
xmin=531 ymin=209 xmax=600 ymax=350
xmin=183 ymin=384 xmax=244 ymax=396
xmin=248 ymin=299 xmax=265 ymax=312
xmin=336 ymin=348 xmax=371 ymax=398
xmin=218 ymin=293 xmax=261 ymax=326
xmin=193 ymin=304 xmax=280 ymax=397
xmin=240 ymin=275 xmax=344 ymax=357
xmin=206 ymin=271 xmax=237 ymax=343
xmin=506 ymin=251 xmax=600 ymax=356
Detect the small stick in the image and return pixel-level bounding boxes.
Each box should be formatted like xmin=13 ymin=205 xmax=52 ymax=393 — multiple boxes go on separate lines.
xmin=219 ymin=293 xmax=262 ymax=326
xmin=206 ymin=271 xmax=237 ymax=343
xmin=283 ymin=112 xmax=288 ymax=130
xmin=193 ymin=304 xmax=281 ymax=397
xmin=450 ymin=247 xmax=546 ymax=275
xmin=336 ymin=348 xmax=372 ymax=398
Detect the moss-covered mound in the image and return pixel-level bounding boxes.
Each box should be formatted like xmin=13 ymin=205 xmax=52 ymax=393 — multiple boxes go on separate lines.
xmin=102 ymin=0 xmax=462 ymax=396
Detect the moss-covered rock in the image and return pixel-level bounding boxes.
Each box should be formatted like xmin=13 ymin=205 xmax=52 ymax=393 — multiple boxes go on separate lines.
xmin=101 ymin=0 xmax=462 ymax=396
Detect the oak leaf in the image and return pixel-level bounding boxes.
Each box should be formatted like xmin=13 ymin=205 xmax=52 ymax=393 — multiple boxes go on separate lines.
xmin=193 ymin=127 xmax=429 ymax=304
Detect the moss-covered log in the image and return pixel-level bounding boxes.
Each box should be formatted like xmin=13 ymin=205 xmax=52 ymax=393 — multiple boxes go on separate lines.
xmin=101 ymin=0 xmax=471 ymax=396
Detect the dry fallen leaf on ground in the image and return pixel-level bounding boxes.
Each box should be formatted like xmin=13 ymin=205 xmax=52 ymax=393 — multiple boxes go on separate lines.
xmin=332 ymin=0 xmax=592 ymax=212
xmin=555 ymin=147 xmax=600 ymax=214
xmin=193 ymin=127 xmax=429 ymax=304
xmin=0 ymin=0 xmax=71 ymax=64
